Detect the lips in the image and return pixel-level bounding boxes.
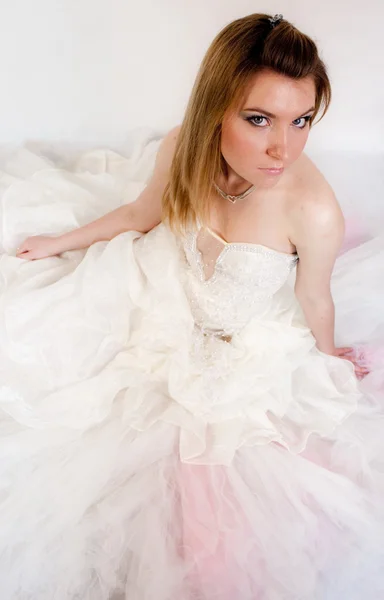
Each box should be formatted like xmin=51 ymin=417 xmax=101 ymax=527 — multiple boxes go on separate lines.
xmin=258 ymin=167 xmax=284 ymax=174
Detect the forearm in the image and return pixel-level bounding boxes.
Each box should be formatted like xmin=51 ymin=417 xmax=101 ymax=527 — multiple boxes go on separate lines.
xmin=295 ymin=292 xmax=336 ymax=354
xmin=53 ymin=205 xmax=135 ymax=253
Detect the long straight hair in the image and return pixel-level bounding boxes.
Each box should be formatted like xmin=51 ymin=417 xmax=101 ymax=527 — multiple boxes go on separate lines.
xmin=162 ymin=13 xmax=332 ymax=234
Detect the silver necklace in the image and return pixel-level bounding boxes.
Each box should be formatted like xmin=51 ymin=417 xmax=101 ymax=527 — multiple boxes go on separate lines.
xmin=213 ymin=181 xmax=255 ymax=204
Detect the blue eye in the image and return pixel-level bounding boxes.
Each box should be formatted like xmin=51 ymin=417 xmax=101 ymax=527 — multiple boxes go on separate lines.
xmin=292 ymin=116 xmax=312 ymax=128
xmin=246 ymin=116 xmax=269 ymax=127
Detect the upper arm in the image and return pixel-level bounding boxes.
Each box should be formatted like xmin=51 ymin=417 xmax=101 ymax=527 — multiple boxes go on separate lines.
xmin=290 ymin=185 xmax=345 ymax=300
xmin=128 ymin=125 xmax=181 ymax=232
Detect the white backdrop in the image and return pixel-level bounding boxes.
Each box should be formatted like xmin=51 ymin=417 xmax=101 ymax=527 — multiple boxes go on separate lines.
xmin=0 ymin=0 xmax=383 ymax=226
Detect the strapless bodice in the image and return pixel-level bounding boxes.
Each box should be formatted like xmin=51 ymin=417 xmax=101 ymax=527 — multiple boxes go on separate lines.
xmin=180 ymin=227 xmax=299 ymax=337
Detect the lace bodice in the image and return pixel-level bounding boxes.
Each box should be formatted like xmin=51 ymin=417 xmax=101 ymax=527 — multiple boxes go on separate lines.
xmin=180 ymin=227 xmax=298 ymax=337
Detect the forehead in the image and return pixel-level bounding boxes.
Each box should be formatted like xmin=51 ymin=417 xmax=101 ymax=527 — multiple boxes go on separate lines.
xmin=240 ymin=69 xmax=316 ymax=116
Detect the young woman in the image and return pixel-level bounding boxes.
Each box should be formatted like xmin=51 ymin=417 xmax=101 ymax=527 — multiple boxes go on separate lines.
xmin=2 ymin=12 xmax=384 ymax=599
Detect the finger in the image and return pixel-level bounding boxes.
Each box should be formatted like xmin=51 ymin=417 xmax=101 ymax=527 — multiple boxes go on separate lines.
xmin=357 ymin=371 xmax=369 ymax=380
xmin=338 ymin=347 xmax=354 ymax=354
xmin=337 ymin=352 xmax=354 ymax=359
xmin=17 ymin=249 xmax=33 ymax=259
xmin=355 ymin=367 xmax=370 ymax=375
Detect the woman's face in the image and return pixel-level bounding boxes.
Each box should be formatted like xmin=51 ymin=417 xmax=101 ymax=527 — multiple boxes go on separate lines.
xmin=220 ymin=69 xmax=317 ymax=189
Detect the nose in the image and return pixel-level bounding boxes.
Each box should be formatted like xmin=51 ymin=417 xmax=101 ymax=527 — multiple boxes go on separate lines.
xmin=266 ymin=126 xmax=289 ymax=163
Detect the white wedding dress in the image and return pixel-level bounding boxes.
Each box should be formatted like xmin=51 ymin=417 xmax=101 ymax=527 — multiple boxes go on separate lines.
xmin=1 ymin=140 xmax=384 ymax=599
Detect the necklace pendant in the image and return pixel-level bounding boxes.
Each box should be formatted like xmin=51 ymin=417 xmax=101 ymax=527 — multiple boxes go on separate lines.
xmin=213 ymin=181 xmax=255 ymax=203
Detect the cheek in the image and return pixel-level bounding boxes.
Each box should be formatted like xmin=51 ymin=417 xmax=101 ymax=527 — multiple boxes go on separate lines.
xmin=221 ymin=124 xmax=263 ymax=164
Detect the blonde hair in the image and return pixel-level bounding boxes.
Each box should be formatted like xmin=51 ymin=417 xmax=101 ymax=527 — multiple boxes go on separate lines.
xmin=162 ymin=13 xmax=332 ymax=234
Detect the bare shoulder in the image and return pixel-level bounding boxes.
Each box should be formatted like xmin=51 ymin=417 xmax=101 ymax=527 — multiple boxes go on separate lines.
xmin=287 ymin=152 xmax=344 ymax=244
xmin=288 ymin=152 xmax=336 ymax=203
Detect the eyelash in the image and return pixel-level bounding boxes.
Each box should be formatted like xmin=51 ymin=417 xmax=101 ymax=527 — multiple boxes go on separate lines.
xmin=245 ymin=115 xmax=312 ymax=129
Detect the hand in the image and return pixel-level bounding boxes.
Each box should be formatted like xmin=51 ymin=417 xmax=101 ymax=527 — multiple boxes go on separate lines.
xmin=333 ymin=347 xmax=370 ymax=380
xmin=16 ymin=236 xmax=61 ymax=260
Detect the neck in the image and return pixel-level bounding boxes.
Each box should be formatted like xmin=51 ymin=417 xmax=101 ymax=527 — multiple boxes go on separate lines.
xmin=217 ymin=171 xmax=254 ymax=197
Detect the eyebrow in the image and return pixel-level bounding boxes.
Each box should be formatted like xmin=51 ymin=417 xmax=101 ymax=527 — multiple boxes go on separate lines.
xmin=243 ymin=106 xmax=316 ymax=118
